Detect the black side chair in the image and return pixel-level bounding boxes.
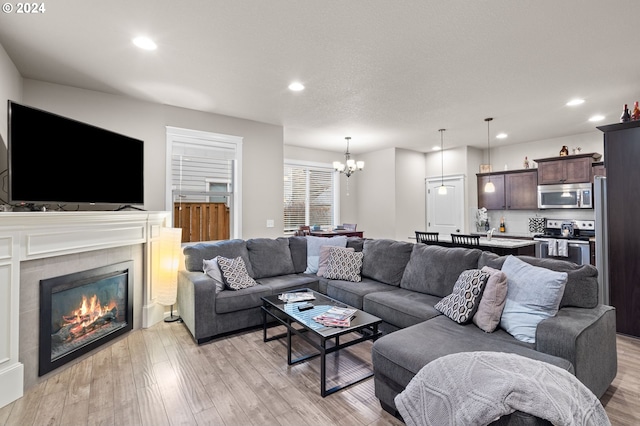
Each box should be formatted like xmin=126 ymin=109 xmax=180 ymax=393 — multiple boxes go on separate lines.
xmin=451 ymin=233 xmax=480 ymax=247
xmin=415 ymin=231 xmax=439 ymax=244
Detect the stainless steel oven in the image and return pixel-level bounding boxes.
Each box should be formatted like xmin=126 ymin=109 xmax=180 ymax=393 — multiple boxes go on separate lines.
xmin=533 ymin=219 xmax=595 ymax=265
xmin=534 ymin=238 xmax=591 ymax=265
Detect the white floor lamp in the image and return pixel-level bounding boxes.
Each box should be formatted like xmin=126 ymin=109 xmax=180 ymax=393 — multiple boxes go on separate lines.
xmin=155 ymin=227 xmax=183 ymax=323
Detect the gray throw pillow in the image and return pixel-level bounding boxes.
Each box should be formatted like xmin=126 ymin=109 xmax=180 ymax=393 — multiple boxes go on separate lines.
xmin=203 ymin=257 xmax=225 ymax=294
xmin=435 ymin=269 xmax=489 ymax=324
xmin=499 ymin=255 xmax=568 ymax=343
xmin=217 ymin=256 xmax=258 ymax=291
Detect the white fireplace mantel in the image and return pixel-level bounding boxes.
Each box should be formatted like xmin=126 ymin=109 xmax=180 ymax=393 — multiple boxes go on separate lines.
xmin=0 ymin=210 xmax=171 ymax=408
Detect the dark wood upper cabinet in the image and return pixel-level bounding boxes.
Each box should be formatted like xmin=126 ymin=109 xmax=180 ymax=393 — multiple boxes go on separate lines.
xmin=505 ymin=170 xmax=538 ymax=209
xmin=534 ymin=153 xmax=601 ymax=185
xmin=477 ymin=169 xmax=537 ymax=210
xmin=592 ymin=162 xmax=606 ymax=182
xmin=477 ymin=173 xmax=505 ymax=210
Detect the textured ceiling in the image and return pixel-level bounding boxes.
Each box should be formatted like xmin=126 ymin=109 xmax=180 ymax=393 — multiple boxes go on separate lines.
xmin=1 ymin=1 xmax=639 ymax=154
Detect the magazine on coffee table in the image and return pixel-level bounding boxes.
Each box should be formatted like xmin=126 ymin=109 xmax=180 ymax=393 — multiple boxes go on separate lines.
xmin=313 ymin=306 xmax=357 ymax=327
xmin=278 ymin=292 xmax=316 ymax=303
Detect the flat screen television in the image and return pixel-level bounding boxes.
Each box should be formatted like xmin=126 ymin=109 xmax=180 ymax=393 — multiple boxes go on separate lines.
xmin=7 ymin=101 xmax=144 ymax=207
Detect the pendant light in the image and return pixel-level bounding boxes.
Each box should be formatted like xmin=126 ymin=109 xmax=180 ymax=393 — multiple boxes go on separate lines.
xmin=438 ymin=129 xmax=447 ymax=195
xmin=484 ymin=117 xmax=495 ymax=193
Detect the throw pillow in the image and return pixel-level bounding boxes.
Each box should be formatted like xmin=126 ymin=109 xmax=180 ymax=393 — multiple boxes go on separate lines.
xmin=472 ymin=266 xmax=508 ymax=332
xmin=434 ymin=269 xmax=489 ymax=324
xmin=317 ymin=245 xmax=354 ymax=277
xmin=323 ymin=248 xmax=364 ymax=282
xmin=304 ymin=236 xmax=347 ymax=274
xmin=203 ymin=257 xmax=225 ymax=294
xmin=499 ymin=255 xmax=568 ymax=343
xmin=217 ymin=256 xmax=258 ymax=291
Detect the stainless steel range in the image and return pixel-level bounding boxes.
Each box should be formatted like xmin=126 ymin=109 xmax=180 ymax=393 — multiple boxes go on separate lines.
xmin=533 ymin=219 xmax=595 ymax=265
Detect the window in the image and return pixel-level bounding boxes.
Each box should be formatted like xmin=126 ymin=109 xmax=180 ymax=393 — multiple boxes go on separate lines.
xmin=284 ymin=161 xmax=338 ymax=233
xmin=166 ymin=127 xmax=243 ymax=239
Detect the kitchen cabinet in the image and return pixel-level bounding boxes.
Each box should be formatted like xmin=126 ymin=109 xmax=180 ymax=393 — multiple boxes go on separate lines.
xmin=477 ymin=173 xmax=505 ymax=210
xmin=592 ymin=162 xmax=606 ymax=182
xmin=477 ymin=169 xmax=537 ymax=210
xmin=597 ymin=121 xmax=640 ymax=337
xmin=535 ymin=153 xmax=601 ymax=185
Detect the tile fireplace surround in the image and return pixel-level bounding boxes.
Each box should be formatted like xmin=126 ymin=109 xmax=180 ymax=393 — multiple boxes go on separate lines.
xmin=0 ymin=211 xmax=171 ymax=408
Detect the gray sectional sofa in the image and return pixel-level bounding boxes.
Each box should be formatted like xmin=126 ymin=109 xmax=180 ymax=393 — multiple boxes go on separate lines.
xmin=177 ymin=236 xmax=617 ymax=421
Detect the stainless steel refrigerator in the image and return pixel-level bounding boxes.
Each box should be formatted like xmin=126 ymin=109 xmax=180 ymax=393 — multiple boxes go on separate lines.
xmin=594 ymin=175 xmax=609 ymax=305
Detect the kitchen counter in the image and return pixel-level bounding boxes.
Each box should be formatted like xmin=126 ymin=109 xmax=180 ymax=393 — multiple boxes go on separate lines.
xmin=429 ymin=235 xmax=538 ymax=256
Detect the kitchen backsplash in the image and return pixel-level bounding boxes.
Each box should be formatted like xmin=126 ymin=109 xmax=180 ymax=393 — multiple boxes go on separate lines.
xmin=483 ymin=209 xmax=596 ymax=237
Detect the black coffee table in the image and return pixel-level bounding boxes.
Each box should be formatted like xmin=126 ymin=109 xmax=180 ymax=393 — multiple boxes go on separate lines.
xmin=261 ymin=289 xmax=382 ymax=397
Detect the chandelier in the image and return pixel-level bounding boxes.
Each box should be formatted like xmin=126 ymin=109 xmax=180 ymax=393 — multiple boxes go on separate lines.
xmin=333 ymin=137 xmax=364 ymax=177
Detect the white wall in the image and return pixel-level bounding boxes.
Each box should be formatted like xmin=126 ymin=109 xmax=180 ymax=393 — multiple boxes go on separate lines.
xmin=21 ymin=79 xmax=284 ymax=239
xmin=0 ymin=43 xmax=22 ymax=145
xmin=357 ymin=148 xmax=396 ymax=239
xmin=0 ymin=43 xmax=22 ymax=202
xmin=490 ymin=132 xmax=603 ymax=171
xmin=395 ymin=148 xmax=427 ymax=241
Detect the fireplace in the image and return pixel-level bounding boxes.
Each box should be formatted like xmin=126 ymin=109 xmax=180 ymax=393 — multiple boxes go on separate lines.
xmin=39 ymin=261 xmax=134 ymax=376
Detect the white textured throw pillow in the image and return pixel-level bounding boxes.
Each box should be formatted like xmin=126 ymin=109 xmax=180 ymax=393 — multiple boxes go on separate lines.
xmin=304 ymin=236 xmax=347 ymax=274
xmin=499 ymin=255 xmax=568 ymax=343
xmin=217 ymin=256 xmax=258 ymax=290
xmin=203 ymin=257 xmax=225 ymax=294
xmin=323 ymin=248 xmax=364 ymax=282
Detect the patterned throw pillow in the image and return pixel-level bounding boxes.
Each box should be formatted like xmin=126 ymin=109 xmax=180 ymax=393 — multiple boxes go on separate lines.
xmin=317 ymin=246 xmax=354 ymax=277
xmin=323 ymin=248 xmax=364 ymax=282
xmin=217 ymin=256 xmax=258 ymax=290
xmin=435 ymin=269 xmax=489 ymax=324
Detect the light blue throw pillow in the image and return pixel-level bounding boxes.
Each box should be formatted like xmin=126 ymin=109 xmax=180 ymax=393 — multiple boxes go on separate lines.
xmin=304 ymin=236 xmax=347 ymax=274
xmin=499 ymin=255 xmax=568 ymax=343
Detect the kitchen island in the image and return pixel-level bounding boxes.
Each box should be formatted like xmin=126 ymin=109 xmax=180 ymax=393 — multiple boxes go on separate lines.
xmin=431 ymin=234 xmax=537 ymax=256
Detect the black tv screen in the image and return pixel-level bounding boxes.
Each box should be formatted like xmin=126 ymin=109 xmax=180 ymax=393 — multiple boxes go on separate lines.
xmin=8 ymin=101 xmax=144 ymax=206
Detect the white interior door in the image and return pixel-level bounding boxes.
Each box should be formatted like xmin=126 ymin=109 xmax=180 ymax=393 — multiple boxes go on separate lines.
xmin=426 ymin=175 xmax=465 ymax=236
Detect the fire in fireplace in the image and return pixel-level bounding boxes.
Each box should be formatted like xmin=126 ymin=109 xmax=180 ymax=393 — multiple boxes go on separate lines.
xmin=39 ymin=261 xmax=134 ymax=376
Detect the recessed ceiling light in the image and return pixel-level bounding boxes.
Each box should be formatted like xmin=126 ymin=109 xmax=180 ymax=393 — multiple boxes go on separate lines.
xmin=566 ymin=98 xmax=585 ymax=106
xmin=288 ymin=82 xmax=305 ymax=91
xmin=432 ymin=146 xmax=441 ymax=151
xmin=589 ymin=115 xmax=605 ymax=122
xmin=132 ymin=36 xmax=157 ymax=51
xmin=496 ymin=133 xmax=508 ymax=139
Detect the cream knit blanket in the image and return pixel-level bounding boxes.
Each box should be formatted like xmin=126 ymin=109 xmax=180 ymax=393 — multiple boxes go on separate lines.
xmin=394 ymin=351 xmax=610 ymax=426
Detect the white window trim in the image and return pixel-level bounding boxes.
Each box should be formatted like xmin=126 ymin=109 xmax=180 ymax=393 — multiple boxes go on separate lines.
xmin=166 ymin=126 xmax=243 ymax=238
xmin=284 ymin=159 xmax=340 ymax=231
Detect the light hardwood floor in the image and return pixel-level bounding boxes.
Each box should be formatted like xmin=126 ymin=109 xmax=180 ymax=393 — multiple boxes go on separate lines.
xmin=1 ymin=321 xmax=638 ymax=426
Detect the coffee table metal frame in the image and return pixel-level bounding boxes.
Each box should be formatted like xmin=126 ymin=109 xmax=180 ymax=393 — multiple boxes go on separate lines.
xmin=261 ymin=289 xmax=382 ymax=397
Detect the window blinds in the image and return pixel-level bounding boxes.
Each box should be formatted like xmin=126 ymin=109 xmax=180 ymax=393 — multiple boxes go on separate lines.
xmin=284 ymin=163 xmax=335 ymax=232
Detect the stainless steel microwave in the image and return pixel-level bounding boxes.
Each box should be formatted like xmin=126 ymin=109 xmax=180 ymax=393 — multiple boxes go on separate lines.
xmin=538 ymin=183 xmax=593 ymax=209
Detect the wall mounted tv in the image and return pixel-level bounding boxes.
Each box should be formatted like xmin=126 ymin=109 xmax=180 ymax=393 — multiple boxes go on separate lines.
xmin=8 ymin=101 xmax=144 ymax=207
